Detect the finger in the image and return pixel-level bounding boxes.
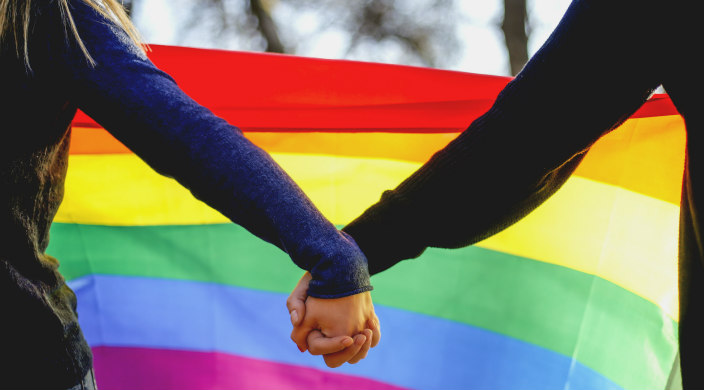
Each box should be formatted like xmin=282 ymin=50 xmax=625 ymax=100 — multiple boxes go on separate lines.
xmin=307 ymin=330 xmax=354 ymax=355
xmin=368 ymin=315 xmax=381 ymax=348
xmin=290 ymin=317 xmax=315 ymax=353
xmin=348 ymin=329 xmax=373 ymax=364
xmin=286 ymin=273 xmax=311 ymax=314
xmin=322 ymin=333 xmax=366 ymax=368
xmin=286 ymin=273 xmax=312 ymax=326
xmin=287 ymin=302 xmax=305 ymax=327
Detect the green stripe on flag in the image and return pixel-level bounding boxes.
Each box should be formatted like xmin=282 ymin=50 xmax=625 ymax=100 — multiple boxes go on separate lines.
xmin=49 ymin=222 xmax=677 ymax=389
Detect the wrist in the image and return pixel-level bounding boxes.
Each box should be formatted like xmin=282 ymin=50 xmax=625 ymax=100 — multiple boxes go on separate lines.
xmin=343 ymin=191 xmax=426 ymax=275
xmin=306 ymin=231 xmax=373 ymax=298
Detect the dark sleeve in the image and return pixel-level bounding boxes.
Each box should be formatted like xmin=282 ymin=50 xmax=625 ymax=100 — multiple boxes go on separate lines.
xmin=343 ymin=0 xmax=664 ymax=275
xmin=35 ymin=0 xmax=370 ymax=298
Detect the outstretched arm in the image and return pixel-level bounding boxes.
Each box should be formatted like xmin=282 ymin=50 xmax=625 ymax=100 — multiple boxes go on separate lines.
xmin=30 ymin=0 xmax=377 ymax=355
xmin=34 ymin=0 xmax=370 ymax=299
xmin=343 ymin=0 xmax=663 ymax=274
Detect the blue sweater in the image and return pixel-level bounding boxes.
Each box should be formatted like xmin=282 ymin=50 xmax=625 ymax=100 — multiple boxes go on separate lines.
xmin=0 ymin=0 xmax=370 ymax=387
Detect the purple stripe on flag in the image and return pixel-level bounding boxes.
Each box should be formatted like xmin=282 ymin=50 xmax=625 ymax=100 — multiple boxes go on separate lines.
xmin=92 ymin=346 xmax=410 ymax=390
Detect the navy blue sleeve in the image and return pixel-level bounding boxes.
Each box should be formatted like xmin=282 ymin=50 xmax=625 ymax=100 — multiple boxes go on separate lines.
xmin=36 ymin=0 xmax=371 ymax=298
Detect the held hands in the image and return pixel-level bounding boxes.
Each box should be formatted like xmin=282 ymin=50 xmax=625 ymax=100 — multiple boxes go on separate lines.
xmin=287 ymin=272 xmax=381 ymax=368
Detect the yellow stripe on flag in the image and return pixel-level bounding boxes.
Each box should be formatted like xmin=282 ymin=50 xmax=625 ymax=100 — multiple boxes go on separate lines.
xmin=57 ymin=152 xmax=678 ymax=319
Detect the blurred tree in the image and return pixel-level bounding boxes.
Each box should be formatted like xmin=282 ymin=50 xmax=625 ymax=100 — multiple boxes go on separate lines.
xmin=167 ymin=0 xmax=288 ymax=54
xmin=132 ymin=0 xmax=460 ymax=68
xmin=310 ymin=0 xmax=460 ymax=67
xmin=125 ymin=0 xmax=530 ymax=73
xmin=248 ymin=0 xmax=285 ymax=53
xmin=501 ymin=0 xmax=528 ymax=75
xmin=122 ymin=0 xmax=133 ymax=17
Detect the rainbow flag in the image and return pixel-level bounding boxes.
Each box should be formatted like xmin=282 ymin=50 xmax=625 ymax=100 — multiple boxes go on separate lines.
xmin=50 ymin=45 xmax=683 ymax=389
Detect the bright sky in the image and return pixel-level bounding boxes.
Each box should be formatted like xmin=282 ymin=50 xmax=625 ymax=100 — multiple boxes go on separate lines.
xmin=133 ymin=0 xmax=572 ymax=77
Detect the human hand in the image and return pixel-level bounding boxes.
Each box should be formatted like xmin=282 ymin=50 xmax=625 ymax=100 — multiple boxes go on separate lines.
xmin=287 ymin=272 xmax=381 ymax=367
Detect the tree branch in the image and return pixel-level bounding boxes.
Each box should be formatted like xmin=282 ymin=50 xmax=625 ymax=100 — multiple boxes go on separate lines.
xmin=122 ymin=0 xmax=133 ymax=18
xmin=248 ymin=0 xmax=286 ymax=53
xmin=501 ymin=0 xmax=529 ymax=75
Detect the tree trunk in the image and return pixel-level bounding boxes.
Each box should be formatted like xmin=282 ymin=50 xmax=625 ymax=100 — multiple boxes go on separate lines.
xmin=501 ymin=0 xmax=529 ymax=76
xmin=248 ymin=0 xmax=286 ymax=53
xmin=123 ymin=0 xmax=133 ymax=18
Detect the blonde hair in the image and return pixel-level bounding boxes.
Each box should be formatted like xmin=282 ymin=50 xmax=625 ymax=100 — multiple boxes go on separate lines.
xmin=0 ymin=0 xmax=145 ymax=69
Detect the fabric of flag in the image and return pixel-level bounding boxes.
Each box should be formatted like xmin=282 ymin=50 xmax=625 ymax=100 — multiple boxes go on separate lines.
xmin=51 ymin=45 xmax=684 ymax=390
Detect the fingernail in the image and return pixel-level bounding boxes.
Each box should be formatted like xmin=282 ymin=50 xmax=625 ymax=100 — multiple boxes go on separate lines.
xmin=342 ymin=337 xmax=353 ymax=347
xmin=290 ymin=310 xmax=298 ymax=324
xmin=298 ymin=346 xmax=305 ymax=353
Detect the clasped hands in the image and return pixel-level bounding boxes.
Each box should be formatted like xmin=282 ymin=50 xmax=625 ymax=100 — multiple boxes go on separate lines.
xmin=286 ymin=272 xmax=381 ymax=367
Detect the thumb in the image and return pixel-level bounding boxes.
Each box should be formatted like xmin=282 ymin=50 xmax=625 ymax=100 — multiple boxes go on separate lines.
xmin=286 ymin=272 xmax=312 ymax=326
xmin=307 ymin=330 xmax=354 ymax=355
xmin=287 ymin=298 xmax=305 ymax=327
xmin=288 ymin=272 xmax=313 ymax=352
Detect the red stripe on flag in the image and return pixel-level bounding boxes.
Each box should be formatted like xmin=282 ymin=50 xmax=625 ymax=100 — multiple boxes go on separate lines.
xmin=72 ymin=45 xmax=679 ymax=133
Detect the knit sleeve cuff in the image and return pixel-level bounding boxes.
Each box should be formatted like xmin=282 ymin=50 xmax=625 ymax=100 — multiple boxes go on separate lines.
xmin=304 ymin=231 xmax=374 ymax=299
xmin=343 ymin=191 xmax=428 ymax=275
